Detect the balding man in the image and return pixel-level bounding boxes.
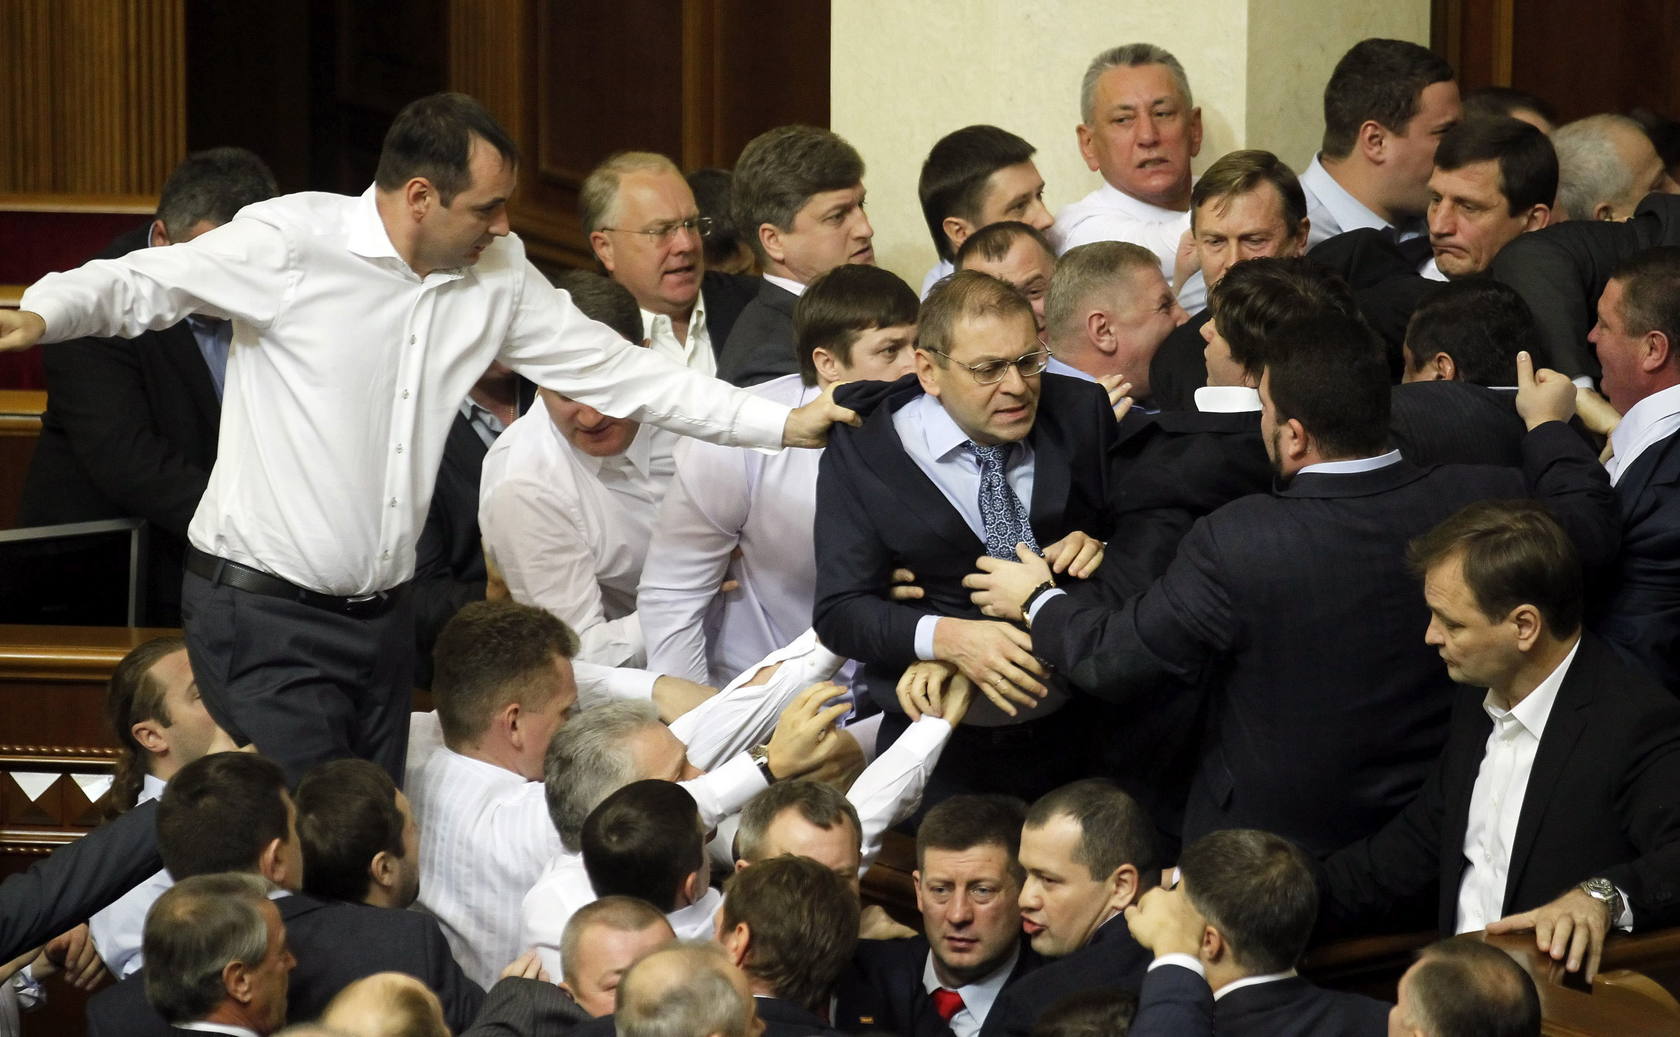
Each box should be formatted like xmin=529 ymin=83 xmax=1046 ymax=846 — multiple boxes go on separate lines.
xmin=1044 ymin=241 xmax=1188 ymax=407
xmin=616 ymin=943 xmax=761 ymax=1037
xmin=142 ymin=874 xmax=294 ymax=1037
xmin=1554 ymin=115 xmax=1679 ymax=223
xmin=1388 ymin=940 xmax=1540 ymax=1037
xmin=320 ymin=973 xmax=448 ymax=1037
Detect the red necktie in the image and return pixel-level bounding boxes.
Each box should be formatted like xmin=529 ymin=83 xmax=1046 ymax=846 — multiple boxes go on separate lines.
xmin=932 ymin=987 xmax=965 ymax=1022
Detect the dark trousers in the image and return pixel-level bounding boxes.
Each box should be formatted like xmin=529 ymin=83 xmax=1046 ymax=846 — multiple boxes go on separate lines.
xmin=879 ymin=702 xmax=1085 ymax=824
xmin=181 ymin=568 xmax=415 ymax=787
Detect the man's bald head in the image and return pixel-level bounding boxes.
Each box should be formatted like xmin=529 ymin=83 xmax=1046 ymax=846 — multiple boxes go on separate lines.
xmin=319 ymin=972 xmax=448 ymax=1037
xmin=617 ymin=942 xmax=759 ymax=1037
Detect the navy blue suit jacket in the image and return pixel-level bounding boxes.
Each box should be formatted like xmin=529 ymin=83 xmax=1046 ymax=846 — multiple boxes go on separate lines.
xmin=1130 ymin=963 xmax=1387 ymax=1037
xmin=0 ymin=801 xmax=160 ymax=963
xmin=1594 ymin=427 xmax=1680 ymax=691
xmin=717 ymin=279 xmax=799 ymax=386
xmin=978 ymin=916 xmax=1150 ymax=1037
xmin=834 ymin=935 xmax=1041 ymax=1036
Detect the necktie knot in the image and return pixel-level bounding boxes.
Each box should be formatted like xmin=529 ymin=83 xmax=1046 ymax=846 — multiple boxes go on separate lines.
xmin=932 ymin=987 xmax=965 ymax=1022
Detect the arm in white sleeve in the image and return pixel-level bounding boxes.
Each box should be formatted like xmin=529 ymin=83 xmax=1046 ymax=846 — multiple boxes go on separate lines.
xmin=639 ymin=437 xmax=754 ymax=683
xmin=668 ymin=630 xmax=845 ymax=771
xmin=680 ymin=755 xmax=767 ymax=831
xmin=571 ymin=661 xmax=658 ymax=710
xmin=848 ymin=716 xmax=954 ymax=869
xmin=500 ymin=269 xmax=789 ymax=451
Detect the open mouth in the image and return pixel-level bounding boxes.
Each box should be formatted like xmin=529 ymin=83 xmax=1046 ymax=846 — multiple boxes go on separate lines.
xmin=852 ymin=245 xmax=876 ymax=262
xmin=1020 ymin=917 xmax=1045 ymax=937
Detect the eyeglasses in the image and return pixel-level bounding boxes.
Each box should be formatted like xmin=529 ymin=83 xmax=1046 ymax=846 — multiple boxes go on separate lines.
xmin=928 ymin=348 xmax=1050 ymax=385
xmin=599 ymin=216 xmax=714 ymax=244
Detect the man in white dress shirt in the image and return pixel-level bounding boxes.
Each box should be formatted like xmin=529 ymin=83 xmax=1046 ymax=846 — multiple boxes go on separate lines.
xmin=1043 ymin=241 xmax=1187 ymax=407
xmin=1054 ymin=44 xmax=1206 ymax=313
xmin=640 ymin=264 xmax=919 ymax=685
xmin=918 ymin=126 xmax=1055 ymax=298
xmin=1300 ymin=39 xmax=1461 ymax=248
xmin=0 ymin=92 xmax=853 ymax=787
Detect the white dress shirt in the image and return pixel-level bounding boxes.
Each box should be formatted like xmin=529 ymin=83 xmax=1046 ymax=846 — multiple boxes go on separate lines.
xmin=177 ymin=1024 xmax=260 ymax=1037
xmin=921 ymin=259 xmax=956 ymax=300
xmin=1300 ymin=155 xmax=1423 ymax=249
xmin=668 ymin=887 xmax=725 ymax=942
xmin=480 ymin=407 xmax=677 ymax=667
xmin=1607 ymin=383 xmax=1680 ymax=486
xmin=1193 ymin=385 xmax=1261 ymax=413
xmin=763 ymin=274 xmax=808 ymax=299
xmin=640 ymin=375 xmax=825 ymax=684
xmin=642 ymin=293 xmax=716 ymax=376
xmin=1052 ymin=182 xmax=1206 ymax=313
xmin=921 ymin=943 xmax=1019 ymax=1036
xmin=88 ymin=774 xmax=171 ymax=979
xmin=1297 ymin=450 xmax=1403 ymax=476
xmin=19 ymin=187 xmax=787 ymax=596
xmin=1044 ymin=355 xmax=1098 ymax=383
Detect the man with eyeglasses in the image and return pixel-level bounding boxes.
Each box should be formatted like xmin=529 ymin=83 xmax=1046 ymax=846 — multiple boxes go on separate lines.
xmin=813 ymin=270 xmax=1120 ymax=807
xmin=580 ymin=152 xmax=759 ymax=377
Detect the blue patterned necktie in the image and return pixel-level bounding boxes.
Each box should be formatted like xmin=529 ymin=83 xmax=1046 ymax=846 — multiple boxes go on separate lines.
xmin=968 ymin=441 xmax=1040 ymax=559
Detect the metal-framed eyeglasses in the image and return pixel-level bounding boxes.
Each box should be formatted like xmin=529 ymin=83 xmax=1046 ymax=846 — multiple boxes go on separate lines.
xmin=927 ymin=347 xmax=1051 ymax=385
xmin=598 ymin=216 xmax=714 ymax=244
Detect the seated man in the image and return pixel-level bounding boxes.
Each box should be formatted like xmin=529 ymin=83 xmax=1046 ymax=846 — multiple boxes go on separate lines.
xmin=640 ymin=263 xmax=919 ymax=685
xmin=955 ymin=222 xmax=1058 ymax=336
xmin=479 ymin=272 xmax=674 ymax=666
xmin=295 ymin=758 xmax=420 ymax=910
xmin=1388 ymin=939 xmax=1541 ymax=1037
xmin=141 ymin=873 xmax=293 ymax=1037
xmin=321 ymin=972 xmax=450 ymax=1037
xmin=1123 ymin=829 xmax=1387 ymax=1036
xmin=835 ymin=794 xmax=1040 ymax=1037
xmin=581 ymin=780 xmax=719 ymax=943
xmin=716 ymin=855 xmax=856 ymax=1036
xmin=1554 ymin=114 xmax=1678 ymax=224
xmin=719 ymin=125 xmax=876 ymax=385
xmin=1043 ymin=241 xmax=1188 ymax=406
xmin=918 ymin=125 xmax=1054 ymax=296
xmin=90 ymin=636 xmax=235 ymax=978
xmin=88 ymin=753 xmax=482 ymax=1037
xmin=1324 ymin=502 xmax=1680 ymax=980
xmin=981 ymin=780 xmax=1160 ymax=1037
xmin=814 ymin=271 xmax=1119 ymax=806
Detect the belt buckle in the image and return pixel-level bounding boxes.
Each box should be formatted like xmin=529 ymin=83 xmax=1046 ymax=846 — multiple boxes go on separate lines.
xmin=342 ymin=591 xmax=386 ymax=616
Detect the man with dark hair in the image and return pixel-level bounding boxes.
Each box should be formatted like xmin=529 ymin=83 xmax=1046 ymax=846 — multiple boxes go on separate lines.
xmin=1586 ymin=246 xmax=1680 ymax=690
xmin=1 ymin=91 xmax=854 ymax=789
xmin=955 ymin=222 xmax=1059 ymax=335
xmin=918 ymin=125 xmax=1054 ymax=296
xmin=968 ymin=317 xmax=1618 ymax=857
xmin=1123 ymin=829 xmax=1387 ymax=1036
xmin=1426 ymin=117 xmax=1556 ymax=280
xmin=581 ymin=781 xmax=717 ymax=940
xmin=1303 ymin=38 xmax=1460 ymax=246
xmin=141 ymin=873 xmax=293 ymax=1036
xmin=1402 ymin=279 xmax=1531 ymax=387
xmin=1389 ymin=940 xmax=1540 ymax=1037
xmin=19 ymin=146 xmax=278 ymax=626
xmin=295 ymin=758 xmax=419 ymax=909
xmin=980 ymin=780 xmax=1158 ymax=1037
xmin=1043 ymin=240 xmax=1188 ymax=404
xmin=719 ymin=125 xmax=876 ymax=385
xmin=1462 ymin=86 xmax=1557 ymax=135
xmin=689 ymin=168 xmax=757 ymax=276
xmin=88 ymin=752 xmax=483 ymax=1037
xmin=716 ymin=855 xmax=857 ymax=1035
xmin=836 ymin=795 xmax=1038 ymax=1036
xmin=641 ymin=264 xmax=918 ymax=685
xmin=1324 ymin=500 xmax=1680 ymax=980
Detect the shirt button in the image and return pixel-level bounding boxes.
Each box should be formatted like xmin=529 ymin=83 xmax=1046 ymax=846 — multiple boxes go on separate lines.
xmin=401 ymin=389 xmax=410 ymax=399
xmin=382 ymin=550 xmax=391 ymax=560
xmin=389 ymin=498 xmax=398 ymax=508
xmin=395 ymin=444 xmax=403 ymax=454
xmin=409 ymin=334 xmax=416 ymax=344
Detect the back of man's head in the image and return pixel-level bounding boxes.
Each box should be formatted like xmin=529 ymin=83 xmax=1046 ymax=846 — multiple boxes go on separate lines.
xmin=688 ymin=167 xmax=750 ymax=273
xmin=720 ymin=854 xmax=859 ymax=1012
xmin=295 ymin=758 xmax=410 ymax=906
xmin=1206 ymin=256 xmax=1359 ymax=383
xmin=732 ymin=125 xmax=865 ymax=266
xmin=1553 ymin=114 xmax=1668 ymax=222
xmin=1462 ymin=87 xmax=1558 ymax=133
xmin=1434 ymin=117 xmax=1558 ymax=214
xmin=1321 ymin=39 xmax=1456 ymax=160
xmin=916 ymin=794 xmax=1027 ymax=877
xmin=1043 ymin=240 xmax=1162 ymax=349
xmin=581 ymin=779 xmax=703 ymax=912
xmin=374 ymin=92 xmax=518 ymax=206
xmin=548 ymin=268 xmax=646 ymax=344
xmin=1408 ymin=499 xmax=1583 ymax=641
xmin=617 ymin=942 xmax=756 ymax=1037
xmin=159 ymin=751 xmax=292 ymax=880
xmin=1399 ymin=939 xmax=1540 ymax=1037
xmin=920 ymin=125 xmax=1039 ymax=261
xmin=319 ymin=972 xmax=449 ymax=1037
xmin=432 ymin=600 xmax=579 ymax=748
xmin=1025 ymin=779 xmax=1162 ymax=892
xmin=543 ymin=699 xmax=661 ymax=852
xmin=1178 ymin=829 xmax=1318 ymax=976
xmin=105 ymin=635 xmax=188 ymax=813
xmin=735 ymin=779 xmax=861 ymax=865
xmin=155 ymin=147 xmax=278 ymax=242
xmin=143 ymin=873 xmax=279 ymax=1027
xmin=794 ymin=264 xmax=919 ymax=387
xmin=955 ymin=220 xmax=1057 ymax=275
xmin=1263 ymin=312 xmax=1392 ymax=459
xmin=1403 ymin=279 xmax=1532 ymax=385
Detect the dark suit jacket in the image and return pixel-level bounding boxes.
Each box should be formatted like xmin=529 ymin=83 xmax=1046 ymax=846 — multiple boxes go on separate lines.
xmin=1389 ymin=381 xmax=1527 ymax=468
xmin=1324 ymin=634 xmax=1680 ymax=935
xmin=1308 ymin=228 xmax=1444 ymax=370
xmin=1030 ymin=422 xmax=1619 ymax=855
xmin=0 ymin=801 xmax=160 ymax=963
xmin=813 ymin=373 xmax=1121 ymax=725
xmin=979 ymin=916 xmax=1150 ymax=1037
xmin=86 ymin=892 xmax=485 ymax=1037
xmin=701 ymin=270 xmax=760 ymax=357
xmin=1146 ymin=310 xmax=1215 ymax=413
xmin=573 ymin=995 xmax=843 ymax=1037
xmin=1130 ymin=964 xmax=1387 ymax=1037
xmin=19 ymin=225 xmax=220 ymax=625
xmin=833 ymin=935 xmax=1040 ymax=1036
xmin=717 ymin=279 xmax=800 ymax=386
xmin=1594 ymin=427 xmax=1680 ymax=691
xmin=461 ymin=975 xmax=589 ymax=1036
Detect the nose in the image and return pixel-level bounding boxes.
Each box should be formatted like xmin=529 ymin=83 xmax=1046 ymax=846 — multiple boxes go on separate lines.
xmin=1136 ymin=111 xmax=1161 ymax=145
xmin=1199 ymin=320 xmax=1215 ymax=345
xmin=577 ymin=405 xmax=605 ymax=426
xmin=1019 ymin=878 xmax=1042 ymax=910
xmin=1171 ymin=300 xmax=1190 ymax=327
xmin=854 ymin=208 xmax=875 ymax=242
xmin=946 ymin=890 xmax=975 ymax=925
xmin=489 ymin=206 xmax=511 ymax=237
xmin=1026 ymin=198 xmax=1054 ymax=231
xmin=670 ymin=222 xmax=701 ymax=253
xmin=1424 ymin=616 xmax=1444 ymax=647
xmin=1428 ymin=202 xmax=1453 ymax=239
xmin=998 ymin=361 xmax=1030 ymax=394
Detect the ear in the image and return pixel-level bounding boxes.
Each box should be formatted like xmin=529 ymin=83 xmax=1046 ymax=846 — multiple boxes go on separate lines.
xmin=915 ymin=349 xmax=943 ymax=397
xmin=942 ymin=216 xmax=976 ymax=254
xmin=912 ymin=869 xmax=925 ymax=914
xmin=1593 ymin=202 xmax=1618 ymax=222
xmin=497 ymin=700 xmax=524 ymax=749
xmin=1201 ymin=923 xmax=1227 ymax=966
xmin=1283 ymin=417 xmax=1313 ymax=463
xmin=1642 ymin=330 xmax=1674 ymax=374
xmin=223 ymin=957 xmax=255 ymax=1005
xmin=811 ymin=345 xmax=845 ymax=384
xmin=1509 ymin=603 xmax=1545 ymax=651
xmin=403 ymin=177 xmax=437 ymax=221
xmin=758 ymin=223 xmax=787 ymax=267
xmin=131 ymin=719 xmax=169 ymax=757
xmin=1106 ymin=863 xmax=1142 ymax=913
xmin=1087 ymin=309 xmax=1116 ymax=354
xmin=1188 ymin=107 xmax=1204 ymax=158
xmin=258 ymin=836 xmax=289 ymax=886
xmin=1430 ymin=352 xmax=1457 ymax=382
xmin=148 ymin=219 xmax=171 ymax=248
xmin=590 ymin=230 xmax=616 ymax=272
xmin=1076 ymin=123 xmax=1101 ymax=173
xmin=370 ymin=848 xmax=397 ymax=893
xmin=557 ymin=980 xmax=579 ymax=1004
xmin=1289 ymin=218 xmax=1311 ymax=255
xmin=720 ymin=921 xmax=751 ymax=967
xmin=1523 ymin=203 xmax=1552 ymax=232
xmin=680 ymin=869 xmax=703 ymax=908
xmin=1357 ymin=120 xmax=1388 ymax=165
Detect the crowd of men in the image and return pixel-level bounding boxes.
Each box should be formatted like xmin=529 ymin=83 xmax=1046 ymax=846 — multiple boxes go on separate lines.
xmin=4 ymin=30 xmax=1680 ymax=1037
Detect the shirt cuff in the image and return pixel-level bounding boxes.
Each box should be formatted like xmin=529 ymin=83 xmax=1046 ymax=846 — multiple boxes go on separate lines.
xmin=683 ymin=753 xmax=768 ymax=830
xmin=1150 ymin=953 xmax=1205 ymax=976
xmin=1615 ymin=884 xmax=1634 ymax=932
xmin=1572 ymin=374 xmax=1596 ymax=390
xmin=1026 ymin=587 xmax=1068 ymax=623
xmin=731 ymin=392 xmax=793 ymax=452
xmin=914 ymin=615 xmax=941 ymax=661
xmin=572 ymin=661 xmax=657 ymax=708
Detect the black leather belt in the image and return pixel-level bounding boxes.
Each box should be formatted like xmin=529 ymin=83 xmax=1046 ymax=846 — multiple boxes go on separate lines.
xmin=186 ymin=546 xmax=401 ymax=618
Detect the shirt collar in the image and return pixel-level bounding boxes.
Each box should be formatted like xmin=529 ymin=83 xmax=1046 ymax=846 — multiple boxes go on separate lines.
xmin=910 ymin=392 xmax=982 ymax=462
xmin=1609 ymin=382 xmax=1680 ymax=468
xmin=139 ymin=772 xmax=168 ymax=804
xmin=1194 ymin=385 xmax=1262 ymax=413
xmin=1303 ymin=155 xmax=1390 ymax=235
xmin=763 ymin=273 xmax=807 ymax=298
xmin=641 ymin=290 xmax=707 ymax=339
xmin=460 ymin=396 xmax=509 ymax=435
xmin=1483 ymin=636 xmax=1581 ymax=740
xmin=921 ymin=942 xmax=1020 ymax=1021
xmin=347 ymin=185 xmax=403 ymax=262
xmin=1213 ymin=970 xmax=1298 ymax=1001
xmin=1045 ymin=354 xmax=1097 ymax=383
xmin=1298 ymin=449 xmax=1403 ymax=476
xmin=667 ymin=887 xmax=724 ymax=934
xmin=544 ymin=408 xmax=652 ymax=477
xmin=177 ymin=1022 xmax=261 ymax=1037
xmin=1095 ymin=180 xmax=1189 ymax=222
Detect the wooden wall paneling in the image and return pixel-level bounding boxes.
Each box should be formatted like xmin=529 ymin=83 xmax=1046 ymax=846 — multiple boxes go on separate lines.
xmin=707 ymin=0 xmax=830 ymax=165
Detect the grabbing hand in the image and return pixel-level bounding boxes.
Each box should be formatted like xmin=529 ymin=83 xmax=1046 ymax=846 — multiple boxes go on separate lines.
xmin=42 ymin=924 xmax=108 ymax=990
xmin=1514 ymin=350 xmax=1577 ymax=430
xmin=895 ymin=660 xmax=976 ymax=726
xmin=1124 ymin=884 xmax=1207 ymax=959
xmin=964 ymin=543 xmax=1056 ymax=622
xmin=0 ymin=310 xmax=46 ymax=353
xmin=500 ymin=949 xmax=549 ymax=982
xmin=1096 ymin=374 xmax=1135 ymax=422
xmin=1486 ymin=887 xmax=1615 ymax=981
xmin=888 ymin=568 xmax=925 ymax=602
xmin=765 ymin=682 xmax=852 ymax=779
xmin=783 ymin=381 xmax=861 ymax=448
xmin=1574 ymin=386 xmax=1621 ymax=439
xmin=1043 ymin=531 xmax=1104 ymax=580
xmin=930 ymin=617 xmax=1046 ymax=717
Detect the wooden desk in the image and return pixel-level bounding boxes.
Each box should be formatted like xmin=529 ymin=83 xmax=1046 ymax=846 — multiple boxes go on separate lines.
xmin=0 ymin=389 xmax=45 ymax=529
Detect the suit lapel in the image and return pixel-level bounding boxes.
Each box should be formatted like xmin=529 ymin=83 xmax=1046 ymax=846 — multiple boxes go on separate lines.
xmin=1502 ymin=645 xmax=1594 ymax=913
xmin=1027 ymin=416 xmax=1072 ymax=535
xmin=856 ymin=398 xmax=986 ymax=559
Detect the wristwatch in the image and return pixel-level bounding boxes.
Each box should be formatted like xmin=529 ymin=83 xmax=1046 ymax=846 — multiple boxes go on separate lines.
xmin=1020 ymin=580 xmax=1058 ymax=624
xmin=1579 ymin=877 xmax=1623 ymax=923
xmin=748 ymin=743 xmax=777 ymax=784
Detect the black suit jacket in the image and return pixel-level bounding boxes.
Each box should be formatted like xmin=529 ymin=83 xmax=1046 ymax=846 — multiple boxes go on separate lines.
xmin=1324 ymin=634 xmax=1680 ymax=935
xmin=1030 ymin=422 xmax=1619 ymax=855
xmin=979 ymin=916 xmax=1150 ymax=1037
xmin=833 ymin=935 xmax=1041 ymax=1036
xmin=1594 ymin=427 xmax=1680 ymax=691
xmin=1308 ymin=228 xmax=1444 ymax=372
xmin=813 ymin=373 xmax=1121 ymax=725
xmin=1130 ymin=963 xmax=1387 ymax=1037
xmin=19 ymin=225 xmax=221 ymax=625
xmin=0 ymin=801 xmax=160 ymax=963
xmin=87 ymin=892 xmax=485 ymax=1037
xmin=701 ymin=270 xmax=760 ymax=357
xmin=461 ymin=975 xmax=589 ymax=1036
xmin=1146 ymin=310 xmax=1215 ymax=413
xmin=717 ymin=279 xmax=800 ymax=386
xmin=1388 ymin=381 xmax=1527 ymax=468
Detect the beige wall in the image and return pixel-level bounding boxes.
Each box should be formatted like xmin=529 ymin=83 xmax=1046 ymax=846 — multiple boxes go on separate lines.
xmin=831 ymin=0 xmax=1431 ymax=283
